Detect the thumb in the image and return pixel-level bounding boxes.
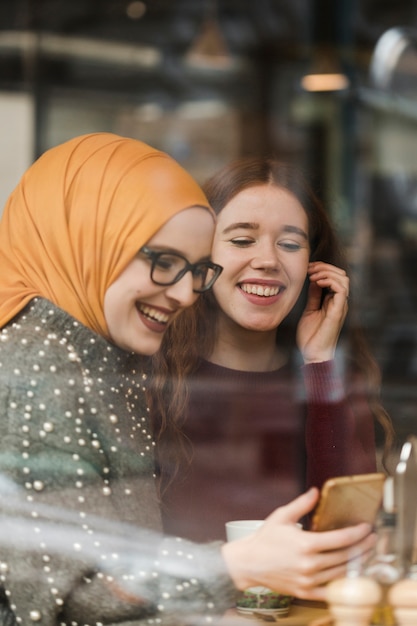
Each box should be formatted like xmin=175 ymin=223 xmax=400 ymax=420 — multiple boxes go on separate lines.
xmin=267 ymin=488 xmax=320 ymax=525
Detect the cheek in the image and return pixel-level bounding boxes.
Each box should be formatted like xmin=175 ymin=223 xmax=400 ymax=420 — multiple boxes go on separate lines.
xmin=292 ymin=254 xmax=309 ymax=282
xmin=212 ymin=246 xmax=243 ymax=275
xmin=212 ymin=275 xmax=230 ymax=305
xmin=297 ymin=253 xmax=310 ymax=281
xmin=103 ymin=284 xmax=118 ymax=320
xmin=211 ymin=254 xmax=237 ymax=293
xmin=210 ymin=243 xmax=224 ymax=266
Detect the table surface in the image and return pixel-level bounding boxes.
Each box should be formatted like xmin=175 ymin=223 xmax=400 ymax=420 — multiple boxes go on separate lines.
xmin=222 ymin=600 xmax=331 ymax=625
xmin=222 ymin=599 xmax=392 ymax=626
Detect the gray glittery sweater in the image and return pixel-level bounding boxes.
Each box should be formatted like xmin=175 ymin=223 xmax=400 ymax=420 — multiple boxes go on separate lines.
xmin=0 ymin=298 xmax=237 ymax=626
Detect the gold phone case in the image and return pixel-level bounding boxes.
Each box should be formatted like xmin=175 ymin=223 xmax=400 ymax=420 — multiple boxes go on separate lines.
xmin=312 ymin=472 xmax=386 ymax=532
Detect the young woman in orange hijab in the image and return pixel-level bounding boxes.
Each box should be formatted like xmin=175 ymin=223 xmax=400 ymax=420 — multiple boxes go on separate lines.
xmin=0 ymin=134 xmax=376 ymax=626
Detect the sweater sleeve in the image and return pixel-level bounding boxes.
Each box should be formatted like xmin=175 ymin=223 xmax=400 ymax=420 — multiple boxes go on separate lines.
xmin=0 ymin=502 xmax=236 ymax=626
xmin=0 ymin=499 xmax=237 ymax=626
xmin=302 ymin=361 xmax=377 ymax=491
xmin=0 ymin=305 xmax=237 ymax=626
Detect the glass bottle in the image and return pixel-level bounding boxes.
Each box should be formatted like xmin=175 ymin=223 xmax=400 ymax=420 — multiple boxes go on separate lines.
xmin=365 ymin=477 xmax=403 ymax=626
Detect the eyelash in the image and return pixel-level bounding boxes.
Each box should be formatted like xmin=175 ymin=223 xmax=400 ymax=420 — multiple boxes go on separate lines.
xmin=280 ymin=242 xmax=302 ymax=251
xmin=230 ymin=238 xmax=253 ymax=247
xmin=230 ymin=238 xmax=302 ymax=252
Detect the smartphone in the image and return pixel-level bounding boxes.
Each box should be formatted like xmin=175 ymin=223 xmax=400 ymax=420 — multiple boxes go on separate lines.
xmin=311 ymin=472 xmax=386 ymax=532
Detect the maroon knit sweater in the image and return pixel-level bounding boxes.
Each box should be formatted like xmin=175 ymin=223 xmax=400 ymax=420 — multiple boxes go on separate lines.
xmin=161 ymin=358 xmax=377 ymax=542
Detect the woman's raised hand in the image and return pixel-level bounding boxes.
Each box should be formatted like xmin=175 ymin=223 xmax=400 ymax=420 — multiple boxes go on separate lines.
xmin=296 ymin=261 xmax=350 ymax=364
xmin=221 ymin=487 xmax=376 ymax=601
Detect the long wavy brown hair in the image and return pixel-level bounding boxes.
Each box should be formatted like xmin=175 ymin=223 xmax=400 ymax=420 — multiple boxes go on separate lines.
xmin=149 ymin=157 xmax=395 ymax=485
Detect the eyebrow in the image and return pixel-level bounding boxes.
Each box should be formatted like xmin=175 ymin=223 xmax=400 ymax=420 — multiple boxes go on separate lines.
xmin=145 ymin=246 xmax=212 ymax=262
xmin=222 ymin=222 xmax=308 ymax=240
xmin=222 ymin=222 xmax=259 ymax=234
xmin=283 ymin=225 xmax=309 ymax=240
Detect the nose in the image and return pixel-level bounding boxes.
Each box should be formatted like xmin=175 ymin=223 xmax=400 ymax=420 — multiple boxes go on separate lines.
xmin=250 ymin=242 xmax=281 ymax=270
xmin=164 ymin=271 xmax=197 ymax=308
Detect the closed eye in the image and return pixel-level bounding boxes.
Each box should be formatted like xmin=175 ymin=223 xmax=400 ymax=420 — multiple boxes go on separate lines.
xmin=278 ymin=241 xmax=303 ymax=251
xmin=154 ymin=255 xmax=182 ymax=271
xmin=230 ymin=237 xmax=254 ymax=246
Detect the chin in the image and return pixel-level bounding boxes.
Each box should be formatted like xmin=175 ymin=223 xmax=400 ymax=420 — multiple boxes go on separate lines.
xmin=134 ymin=337 xmax=164 ymax=356
xmin=114 ymin=336 xmax=162 ymax=356
xmin=140 ymin=346 xmax=161 ymax=356
xmin=241 ymin=318 xmax=283 ymax=332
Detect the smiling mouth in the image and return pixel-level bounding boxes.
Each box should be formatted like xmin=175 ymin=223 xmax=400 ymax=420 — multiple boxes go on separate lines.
xmin=239 ymin=283 xmax=282 ymax=297
xmin=138 ymin=304 xmax=170 ymax=324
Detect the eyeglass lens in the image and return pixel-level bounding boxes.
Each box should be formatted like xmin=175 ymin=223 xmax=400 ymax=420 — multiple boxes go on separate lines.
xmin=151 ymin=252 xmax=216 ymax=291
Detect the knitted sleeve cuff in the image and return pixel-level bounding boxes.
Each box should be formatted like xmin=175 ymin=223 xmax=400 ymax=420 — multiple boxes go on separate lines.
xmin=301 ymin=360 xmax=346 ymax=404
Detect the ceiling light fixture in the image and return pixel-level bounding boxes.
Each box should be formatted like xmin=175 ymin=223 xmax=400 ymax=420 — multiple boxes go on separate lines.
xmin=184 ymin=0 xmax=236 ymax=71
xmin=301 ymin=47 xmax=350 ymax=92
xmin=126 ymin=1 xmax=147 ymax=20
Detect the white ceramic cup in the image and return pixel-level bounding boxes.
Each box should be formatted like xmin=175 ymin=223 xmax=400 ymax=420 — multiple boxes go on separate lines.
xmin=225 ymin=519 xmax=292 ymax=616
xmin=225 ymin=519 xmax=264 ymax=541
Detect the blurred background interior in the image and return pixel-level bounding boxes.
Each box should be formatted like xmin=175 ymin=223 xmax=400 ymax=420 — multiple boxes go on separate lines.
xmin=1 ymin=0 xmax=417 ymax=475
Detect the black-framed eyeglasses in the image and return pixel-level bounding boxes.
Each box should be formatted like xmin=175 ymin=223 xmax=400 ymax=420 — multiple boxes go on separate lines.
xmin=140 ymin=246 xmax=223 ymax=293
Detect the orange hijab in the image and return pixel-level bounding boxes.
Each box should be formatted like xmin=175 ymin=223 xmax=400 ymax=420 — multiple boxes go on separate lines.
xmin=0 ymin=132 xmax=212 ymax=338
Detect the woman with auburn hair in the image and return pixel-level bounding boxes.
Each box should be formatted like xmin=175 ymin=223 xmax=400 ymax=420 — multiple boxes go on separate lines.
xmin=151 ymin=156 xmax=394 ymax=542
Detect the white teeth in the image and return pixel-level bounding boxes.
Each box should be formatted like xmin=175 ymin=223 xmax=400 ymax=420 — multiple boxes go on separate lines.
xmin=140 ymin=305 xmax=169 ymax=324
xmin=240 ymin=284 xmax=280 ymax=297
